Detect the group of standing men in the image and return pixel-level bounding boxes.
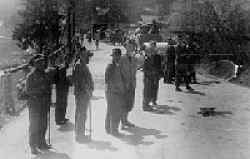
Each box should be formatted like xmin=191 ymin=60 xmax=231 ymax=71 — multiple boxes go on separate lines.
xmin=142 ymin=39 xmax=197 ymax=111
xmin=25 ymin=35 xmax=198 ymax=155
xmin=25 ymin=45 xmax=95 ymax=154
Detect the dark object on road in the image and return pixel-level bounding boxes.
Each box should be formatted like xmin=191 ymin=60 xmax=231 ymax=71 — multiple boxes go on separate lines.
xmin=198 ymin=108 xmax=233 ymax=117
xmin=198 ymin=107 xmax=216 ymax=117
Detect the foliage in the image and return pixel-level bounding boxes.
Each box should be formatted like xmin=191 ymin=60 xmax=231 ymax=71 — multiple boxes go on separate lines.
xmin=12 ymin=0 xmax=62 ymax=54
xmin=166 ymin=0 xmax=250 ymax=59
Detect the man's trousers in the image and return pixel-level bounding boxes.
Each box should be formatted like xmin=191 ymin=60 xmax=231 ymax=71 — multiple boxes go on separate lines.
xmin=175 ymin=64 xmax=190 ymax=88
xmin=55 ymin=87 xmax=69 ymax=123
xmin=105 ymin=91 xmax=123 ymax=133
xmin=75 ymin=93 xmax=90 ymax=137
xmin=28 ymin=97 xmax=49 ymax=148
xmin=143 ymin=75 xmax=159 ymax=106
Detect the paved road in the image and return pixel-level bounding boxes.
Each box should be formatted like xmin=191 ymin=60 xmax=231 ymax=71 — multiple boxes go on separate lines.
xmin=0 ymin=42 xmax=250 ymax=159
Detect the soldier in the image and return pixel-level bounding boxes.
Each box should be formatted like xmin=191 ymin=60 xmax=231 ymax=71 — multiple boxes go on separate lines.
xmin=175 ymin=41 xmax=193 ymax=92
xmin=55 ymin=57 xmax=70 ymax=125
xmin=72 ymin=47 xmax=94 ymax=142
xmin=120 ymin=40 xmax=138 ymax=129
xmin=105 ymin=48 xmax=125 ymax=136
xmin=26 ymin=55 xmax=54 ymax=154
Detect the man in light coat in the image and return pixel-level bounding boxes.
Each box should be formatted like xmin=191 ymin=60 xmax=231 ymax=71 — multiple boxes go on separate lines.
xmin=120 ymin=40 xmax=138 ymax=129
xmin=72 ymin=47 xmax=94 ymax=142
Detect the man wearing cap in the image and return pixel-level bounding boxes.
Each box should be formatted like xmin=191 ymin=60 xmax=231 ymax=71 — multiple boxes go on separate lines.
xmin=72 ymin=47 xmax=94 ymax=142
xmin=105 ymin=48 xmax=125 ymax=136
xmin=26 ymin=55 xmax=54 ymax=154
xmin=143 ymin=41 xmax=161 ymax=111
xmin=119 ymin=40 xmax=138 ymax=129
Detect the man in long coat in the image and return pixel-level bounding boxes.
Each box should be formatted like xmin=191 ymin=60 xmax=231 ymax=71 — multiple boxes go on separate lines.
xmin=120 ymin=40 xmax=138 ymax=129
xmin=26 ymin=55 xmax=54 ymax=154
xmin=72 ymin=47 xmax=94 ymax=142
xmin=105 ymin=48 xmax=125 ymax=136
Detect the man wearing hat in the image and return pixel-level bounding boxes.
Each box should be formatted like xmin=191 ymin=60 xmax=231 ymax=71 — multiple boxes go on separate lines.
xmin=120 ymin=40 xmax=138 ymax=129
xmin=72 ymin=47 xmax=94 ymax=142
xmin=26 ymin=55 xmax=54 ymax=154
xmin=105 ymin=48 xmax=125 ymax=136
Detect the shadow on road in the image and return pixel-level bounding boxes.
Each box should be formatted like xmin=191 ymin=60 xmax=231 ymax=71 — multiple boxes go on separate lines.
xmin=198 ymin=110 xmax=233 ymax=117
xmin=87 ymin=140 xmax=118 ymax=151
xmin=185 ymin=90 xmax=206 ymax=96
xmin=57 ymin=122 xmax=74 ymax=132
xmin=120 ymin=126 xmax=167 ymax=146
xmin=33 ymin=150 xmax=71 ymax=159
xmin=212 ymin=111 xmax=233 ymax=117
xmin=150 ymin=105 xmax=181 ymax=115
xmin=198 ymin=80 xmax=221 ymax=86
xmin=91 ymin=95 xmax=104 ymax=101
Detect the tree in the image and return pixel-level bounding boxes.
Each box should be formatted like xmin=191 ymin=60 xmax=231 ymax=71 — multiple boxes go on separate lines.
xmin=12 ymin=0 xmax=62 ymax=55
xmin=84 ymin=0 xmax=129 ymax=25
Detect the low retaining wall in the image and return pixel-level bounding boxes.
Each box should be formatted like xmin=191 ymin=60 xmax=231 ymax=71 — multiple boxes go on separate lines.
xmin=0 ymin=71 xmax=26 ymax=115
xmin=197 ymin=60 xmax=237 ymax=80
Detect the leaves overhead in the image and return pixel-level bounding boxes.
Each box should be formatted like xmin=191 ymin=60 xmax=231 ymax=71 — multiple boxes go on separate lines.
xmin=12 ymin=0 xmax=62 ymax=52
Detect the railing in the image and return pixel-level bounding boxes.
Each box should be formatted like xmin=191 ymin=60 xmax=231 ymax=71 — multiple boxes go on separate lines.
xmin=0 ymin=46 xmax=68 ymax=116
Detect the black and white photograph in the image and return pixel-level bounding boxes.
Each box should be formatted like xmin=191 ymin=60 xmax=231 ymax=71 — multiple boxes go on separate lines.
xmin=0 ymin=0 xmax=249 ymax=158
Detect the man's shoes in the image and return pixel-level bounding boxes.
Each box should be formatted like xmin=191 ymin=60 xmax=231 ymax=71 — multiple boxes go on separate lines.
xmin=106 ymin=129 xmax=111 ymax=134
xmin=111 ymin=131 xmax=123 ymax=138
xmin=152 ymin=101 xmax=158 ymax=106
xmin=31 ymin=147 xmax=41 ymax=155
xmin=56 ymin=118 xmax=69 ymax=125
xmin=56 ymin=120 xmax=66 ymax=125
xmin=175 ymin=87 xmax=182 ymax=92
xmin=186 ymin=86 xmax=194 ymax=91
xmin=75 ymin=135 xmax=91 ymax=143
xmin=121 ymin=124 xmax=128 ymax=130
xmin=121 ymin=122 xmax=135 ymax=129
xmin=39 ymin=143 xmax=52 ymax=150
xmin=143 ymin=106 xmax=154 ymax=112
xmin=56 ymin=121 xmax=66 ymax=125
xmin=125 ymin=121 xmax=136 ymax=128
xmin=192 ymin=81 xmax=199 ymax=84
xmin=63 ymin=118 xmax=69 ymax=122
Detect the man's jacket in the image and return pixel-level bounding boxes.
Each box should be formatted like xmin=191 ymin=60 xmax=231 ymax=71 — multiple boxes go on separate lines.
xmin=105 ymin=63 xmax=126 ymax=95
xmin=119 ymin=54 xmax=137 ymax=89
xmin=72 ymin=59 xmax=94 ymax=96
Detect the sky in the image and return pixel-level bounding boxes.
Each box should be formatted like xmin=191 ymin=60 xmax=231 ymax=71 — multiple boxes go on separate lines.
xmin=0 ymin=0 xmax=21 ymax=19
